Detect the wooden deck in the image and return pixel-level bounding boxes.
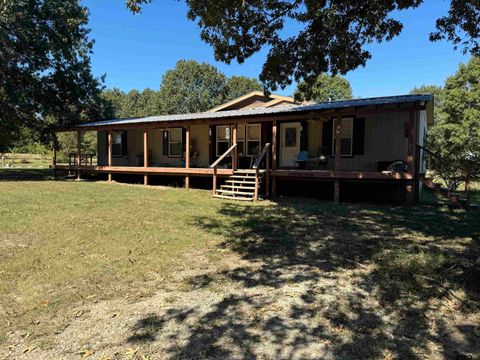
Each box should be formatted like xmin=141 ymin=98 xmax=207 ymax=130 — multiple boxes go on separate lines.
xmin=53 ymin=165 xmax=411 ymax=180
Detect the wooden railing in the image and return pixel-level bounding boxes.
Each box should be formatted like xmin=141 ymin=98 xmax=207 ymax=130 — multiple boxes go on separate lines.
xmin=252 ymin=143 xmax=271 ymax=200
xmin=209 ymin=143 xmax=237 ymax=195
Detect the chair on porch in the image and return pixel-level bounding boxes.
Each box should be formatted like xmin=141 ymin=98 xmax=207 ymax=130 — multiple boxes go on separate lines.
xmin=295 ymin=147 xmax=328 ymax=169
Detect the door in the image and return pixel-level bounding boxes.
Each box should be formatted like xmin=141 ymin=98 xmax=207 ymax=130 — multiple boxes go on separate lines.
xmin=280 ymin=122 xmax=301 ymax=167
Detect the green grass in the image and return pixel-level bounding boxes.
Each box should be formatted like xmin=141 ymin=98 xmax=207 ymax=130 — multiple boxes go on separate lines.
xmin=1 ymin=171 xmax=479 ymax=358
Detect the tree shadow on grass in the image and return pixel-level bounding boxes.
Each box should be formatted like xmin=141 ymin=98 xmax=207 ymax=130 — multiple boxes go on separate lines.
xmin=0 ymin=168 xmax=58 ymax=181
xmin=127 ymin=199 xmax=480 ymax=359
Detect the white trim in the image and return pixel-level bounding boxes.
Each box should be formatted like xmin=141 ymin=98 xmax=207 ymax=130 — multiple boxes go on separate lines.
xmin=216 ymin=125 xmax=231 ymax=157
xmin=168 ymin=128 xmax=182 ymax=157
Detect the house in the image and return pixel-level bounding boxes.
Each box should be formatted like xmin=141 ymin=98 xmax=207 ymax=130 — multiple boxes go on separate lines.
xmin=53 ymin=91 xmax=434 ymax=203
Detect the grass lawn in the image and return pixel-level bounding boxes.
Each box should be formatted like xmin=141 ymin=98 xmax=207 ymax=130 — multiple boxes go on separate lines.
xmin=1 ymin=170 xmax=479 ymax=359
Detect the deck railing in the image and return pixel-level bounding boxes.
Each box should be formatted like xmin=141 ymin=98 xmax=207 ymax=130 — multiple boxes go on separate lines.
xmin=252 ymin=143 xmax=271 ymax=200
xmin=209 ymin=143 xmax=237 ymax=195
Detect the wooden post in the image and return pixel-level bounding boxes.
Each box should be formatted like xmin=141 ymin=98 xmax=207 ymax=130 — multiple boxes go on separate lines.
xmin=212 ymin=168 xmax=217 ymax=195
xmin=76 ymin=131 xmax=82 ymax=180
xmin=52 ymin=134 xmax=57 ymax=178
xmin=266 ymin=145 xmax=270 ymax=198
xmin=334 ymin=116 xmax=342 ymax=172
xmin=334 ymin=116 xmax=342 ymax=202
xmin=406 ymin=110 xmax=415 ymax=204
xmin=334 ymin=180 xmax=340 ymax=203
xmin=107 ymin=131 xmax=112 ymax=182
xmin=254 ymin=168 xmax=259 ymax=201
xmin=271 ymin=121 xmax=277 ymax=197
xmin=144 ymin=129 xmax=148 ymax=186
xmin=232 ymin=124 xmax=237 ymax=171
xmin=185 ymin=124 xmax=190 ymax=189
xmin=272 ymin=121 xmax=277 ymax=170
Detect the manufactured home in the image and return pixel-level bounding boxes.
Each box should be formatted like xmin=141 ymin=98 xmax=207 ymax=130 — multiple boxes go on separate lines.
xmin=53 ymin=91 xmax=434 ymax=203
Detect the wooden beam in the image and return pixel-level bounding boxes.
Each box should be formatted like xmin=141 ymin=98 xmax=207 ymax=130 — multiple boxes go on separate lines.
xmin=185 ymin=124 xmax=190 ymax=189
xmin=334 ymin=116 xmax=342 ymax=172
xmin=107 ymin=131 xmax=112 ymax=182
xmin=232 ymin=124 xmax=237 ymax=171
xmin=406 ymin=110 xmax=415 ymax=204
xmin=76 ymin=131 xmax=82 ymax=180
xmin=144 ymin=129 xmax=148 ymax=186
xmin=55 ymin=165 xmax=233 ymax=176
xmin=272 ymin=121 xmax=277 ymax=170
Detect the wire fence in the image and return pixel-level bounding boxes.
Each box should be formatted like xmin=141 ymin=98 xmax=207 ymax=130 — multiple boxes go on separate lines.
xmin=1 ymin=153 xmax=52 ymax=168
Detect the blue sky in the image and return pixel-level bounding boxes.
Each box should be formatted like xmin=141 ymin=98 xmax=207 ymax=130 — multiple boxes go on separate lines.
xmin=82 ymin=0 xmax=470 ymax=98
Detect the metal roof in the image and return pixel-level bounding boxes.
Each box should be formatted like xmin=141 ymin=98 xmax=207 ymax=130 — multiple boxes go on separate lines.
xmin=77 ymin=93 xmax=433 ymax=128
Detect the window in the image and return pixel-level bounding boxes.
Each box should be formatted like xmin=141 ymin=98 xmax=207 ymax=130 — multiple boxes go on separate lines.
xmin=332 ymin=118 xmax=353 ymax=156
xmin=246 ymin=124 xmax=261 ymax=156
xmin=216 ymin=125 xmax=231 ymax=156
xmin=168 ymin=128 xmax=182 ymax=157
xmin=112 ymin=131 xmax=124 ymax=157
xmin=285 ymin=127 xmax=297 ymax=147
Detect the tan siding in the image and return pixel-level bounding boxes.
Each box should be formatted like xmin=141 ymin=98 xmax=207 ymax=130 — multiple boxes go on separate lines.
xmin=190 ymin=124 xmax=210 ymax=167
xmin=307 ymin=119 xmax=322 ymax=155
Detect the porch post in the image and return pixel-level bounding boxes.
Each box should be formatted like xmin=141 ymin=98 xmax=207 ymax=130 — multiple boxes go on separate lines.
xmin=144 ymin=129 xmax=148 ymax=186
xmin=107 ymin=131 xmax=112 ymax=182
xmin=185 ymin=124 xmax=190 ymax=189
xmin=334 ymin=116 xmax=342 ymax=203
xmin=232 ymin=124 xmax=237 ymax=171
xmin=76 ymin=130 xmax=82 ymax=180
xmin=52 ymin=134 xmax=57 ymax=178
xmin=271 ymin=120 xmax=277 ymax=196
xmin=406 ymin=110 xmax=415 ymax=204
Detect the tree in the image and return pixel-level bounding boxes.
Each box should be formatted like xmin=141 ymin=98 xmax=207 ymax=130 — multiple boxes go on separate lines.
xmin=410 ymin=85 xmax=444 ymax=123
xmin=126 ymin=1 xmax=480 ymax=93
xmin=0 ymin=0 xmax=106 ymax=151
xmin=223 ymin=76 xmax=262 ymax=101
xmin=158 ymin=60 xmax=227 ymax=114
xmin=294 ymin=74 xmax=353 ymax=102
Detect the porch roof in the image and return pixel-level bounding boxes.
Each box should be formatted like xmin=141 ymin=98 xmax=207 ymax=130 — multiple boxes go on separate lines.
xmin=73 ymin=93 xmax=433 ymax=130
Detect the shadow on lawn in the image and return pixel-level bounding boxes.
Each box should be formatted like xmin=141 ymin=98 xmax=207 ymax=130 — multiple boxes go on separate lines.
xmin=128 ymin=199 xmax=480 ymax=359
xmin=0 ymin=168 xmax=57 ymax=181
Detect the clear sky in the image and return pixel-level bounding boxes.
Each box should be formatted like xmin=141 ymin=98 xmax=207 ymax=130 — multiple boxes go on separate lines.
xmin=82 ymin=0 xmax=470 ymax=98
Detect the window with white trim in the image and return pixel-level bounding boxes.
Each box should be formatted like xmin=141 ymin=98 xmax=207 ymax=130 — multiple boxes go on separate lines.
xmin=246 ymin=124 xmax=261 ymax=156
xmin=216 ymin=125 xmax=231 ymax=156
xmin=237 ymin=125 xmax=245 ymax=157
xmin=168 ymin=128 xmax=182 ymax=157
xmin=332 ymin=118 xmax=353 ymax=156
xmin=112 ymin=131 xmax=123 ymax=157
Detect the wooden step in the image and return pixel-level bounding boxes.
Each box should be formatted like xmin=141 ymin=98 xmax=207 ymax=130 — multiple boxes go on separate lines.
xmin=221 ymin=184 xmax=256 ymax=190
xmin=213 ymin=194 xmax=253 ymax=201
xmin=230 ymin=175 xmax=260 ymax=180
xmin=226 ymin=179 xmax=256 ymax=184
xmin=216 ymin=189 xmax=254 ymax=196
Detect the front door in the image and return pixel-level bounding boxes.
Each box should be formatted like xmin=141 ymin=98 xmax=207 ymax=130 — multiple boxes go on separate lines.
xmin=280 ymin=122 xmax=301 ymax=167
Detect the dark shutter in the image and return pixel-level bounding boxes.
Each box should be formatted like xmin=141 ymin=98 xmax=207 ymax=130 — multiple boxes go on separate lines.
xmin=209 ymin=126 xmax=216 ymax=164
xmin=162 ymin=130 xmax=169 ymax=156
xmin=322 ymin=119 xmax=333 ymax=156
xmin=121 ymin=131 xmax=127 ymax=156
xmin=353 ymin=118 xmax=365 ymax=155
xmin=300 ymin=121 xmax=308 ymax=151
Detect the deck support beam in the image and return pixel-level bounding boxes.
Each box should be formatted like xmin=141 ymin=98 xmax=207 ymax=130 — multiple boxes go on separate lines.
xmin=76 ymin=131 xmax=82 ymax=180
xmin=144 ymin=129 xmax=149 ymax=186
xmin=406 ymin=110 xmax=415 ymax=204
xmin=334 ymin=116 xmax=342 ymax=202
xmin=107 ymin=131 xmax=113 ymax=182
xmin=185 ymin=124 xmax=190 ymax=189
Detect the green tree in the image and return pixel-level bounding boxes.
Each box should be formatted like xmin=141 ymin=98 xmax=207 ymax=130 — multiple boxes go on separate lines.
xmin=223 ymin=76 xmax=263 ymax=102
xmin=158 ymin=60 xmax=227 ymax=114
xmin=421 ymin=58 xmax=480 ymax=190
xmin=294 ymin=74 xmax=353 ymax=102
xmin=126 ymin=1 xmax=480 ymax=92
xmin=410 ymin=85 xmax=444 ymax=123
xmin=0 ymin=0 xmax=106 ymax=151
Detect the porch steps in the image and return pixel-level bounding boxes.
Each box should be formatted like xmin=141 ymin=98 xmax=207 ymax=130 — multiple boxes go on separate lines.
xmin=420 ymin=176 xmax=465 ymax=208
xmin=214 ymin=170 xmax=263 ymax=201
